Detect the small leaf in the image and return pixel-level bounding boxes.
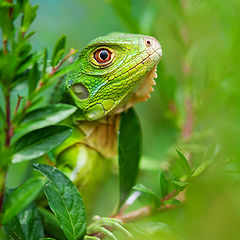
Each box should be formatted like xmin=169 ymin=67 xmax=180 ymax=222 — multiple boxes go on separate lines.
xmin=2 ymin=177 xmax=45 ymax=224
xmin=171 ymin=180 xmax=189 ymax=190
xmin=133 ymin=183 xmax=159 ymax=199
xmin=42 ymin=48 xmax=48 ymax=81
xmin=51 ymin=35 xmax=66 ymax=67
xmin=13 ymin=103 xmax=77 ymax=142
xmin=118 ymin=108 xmax=142 ymax=207
xmin=17 ymin=203 xmax=44 ymax=240
xmin=28 ymin=62 xmax=40 ymax=96
xmin=159 ymin=170 xmax=168 ymax=198
xmin=21 ymin=2 xmax=38 ymax=33
xmin=33 ymin=164 xmax=87 ymax=240
xmin=176 ymin=150 xmax=192 ymax=179
xmin=12 ymin=125 xmax=73 ymax=163
xmin=192 ymin=160 xmax=210 ymax=179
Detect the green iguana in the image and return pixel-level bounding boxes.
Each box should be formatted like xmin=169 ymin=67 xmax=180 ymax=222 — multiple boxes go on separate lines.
xmin=48 ymin=32 xmax=162 ymax=239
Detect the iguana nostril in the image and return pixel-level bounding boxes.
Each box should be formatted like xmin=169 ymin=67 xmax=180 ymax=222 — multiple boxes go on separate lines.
xmin=72 ymin=83 xmax=89 ymax=100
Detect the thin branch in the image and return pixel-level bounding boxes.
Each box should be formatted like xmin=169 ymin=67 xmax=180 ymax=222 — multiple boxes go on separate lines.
xmin=5 ymin=88 xmax=12 ymax=147
xmin=3 ymin=40 xmax=8 ymax=55
xmin=14 ymin=94 xmax=23 ymax=116
xmin=49 ymin=48 xmax=76 ymax=77
xmin=115 ymin=204 xmax=178 ymax=223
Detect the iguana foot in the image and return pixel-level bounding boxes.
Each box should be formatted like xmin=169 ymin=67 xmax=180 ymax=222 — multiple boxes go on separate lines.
xmin=84 ymin=215 xmax=132 ymax=240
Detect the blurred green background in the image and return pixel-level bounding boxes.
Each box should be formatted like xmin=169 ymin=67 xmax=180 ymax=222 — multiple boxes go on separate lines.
xmin=3 ymin=0 xmax=240 ymax=239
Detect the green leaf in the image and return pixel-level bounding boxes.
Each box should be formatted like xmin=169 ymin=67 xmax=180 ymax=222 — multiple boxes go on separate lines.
xmin=118 ymin=108 xmax=142 ymax=207
xmin=4 ymin=202 xmax=44 ymax=240
xmin=28 ymin=62 xmax=40 ymax=96
xmin=17 ymin=203 xmax=44 ymax=240
xmin=21 ymin=2 xmax=38 ymax=33
xmin=41 ymin=239 xmax=56 ymax=240
xmin=2 ymin=177 xmax=45 ymax=224
xmin=51 ymin=35 xmax=66 ymax=67
xmin=176 ymin=150 xmax=192 ymax=180
xmin=12 ymin=125 xmax=73 ymax=163
xmin=33 ymin=164 xmax=87 ymax=240
xmin=159 ymin=170 xmax=168 ymax=198
xmin=192 ymin=160 xmax=210 ymax=179
xmin=3 ymin=214 xmax=26 ymax=240
xmin=42 ymin=48 xmax=48 ymax=81
xmin=171 ymin=180 xmax=189 ymax=190
xmin=133 ymin=183 xmax=159 ymax=199
xmin=13 ymin=103 xmax=77 ymax=142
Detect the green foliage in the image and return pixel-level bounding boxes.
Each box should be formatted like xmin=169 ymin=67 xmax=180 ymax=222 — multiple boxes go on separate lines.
xmin=118 ymin=108 xmax=142 ymax=207
xmin=12 ymin=125 xmax=73 ymax=163
xmin=2 ymin=177 xmax=45 ymax=224
xmin=1 ymin=0 xmax=240 ymax=240
xmin=34 ymin=164 xmax=87 ymax=240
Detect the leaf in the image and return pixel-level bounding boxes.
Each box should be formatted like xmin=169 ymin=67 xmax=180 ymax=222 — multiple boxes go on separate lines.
xmin=192 ymin=160 xmax=211 ymax=179
xmin=28 ymin=62 xmax=40 ymax=96
xmin=159 ymin=170 xmax=169 ymax=198
xmin=3 ymin=213 xmax=26 ymax=240
xmin=33 ymin=164 xmax=87 ymax=240
xmin=171 ymin=180 xmax=189 ymax=190
xmin=51 ymin=35 xmax=66 ymax=67
xmin=42 ymin=48 xmax=48 ymax=81
xmin=2 ymin=177 xmax=45 ymax=224
xmin=21 ymin=2 xmax=38 ymax=33
xmin=13 ymin=103 xmax=77 ymax=142
xmin=12 ymin=125 xmax=73 ymax=163
xmin=17 ymin=203 xmax=44 ymax=240
xmin=118 ymin=108 xmax=142 ymax=207
xmin=133 ymin=183 xmax=159 ymax=199
xmin=176 ymin=150 xmax=192 ymax=180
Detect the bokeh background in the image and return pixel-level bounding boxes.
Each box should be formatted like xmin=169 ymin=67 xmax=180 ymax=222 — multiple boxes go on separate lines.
xmin=3 ymin=0 xmax=240 ymax=239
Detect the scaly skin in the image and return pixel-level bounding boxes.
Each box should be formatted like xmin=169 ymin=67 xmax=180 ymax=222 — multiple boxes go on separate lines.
xmin=54 ymin=32 xmax=162 ymax=210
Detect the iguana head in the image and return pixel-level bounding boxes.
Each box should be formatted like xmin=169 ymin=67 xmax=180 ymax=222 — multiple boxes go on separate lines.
xmin=65 ymin=32 xmax=162 ymax=121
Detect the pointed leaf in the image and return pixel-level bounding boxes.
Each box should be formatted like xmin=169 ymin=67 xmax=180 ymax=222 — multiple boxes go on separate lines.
xmin=159 ymin=170 xmax=168 ymax=198
xmin=133 ymin=184 xmax=159 ymax=199
xmin=33 ymin=164 xmax=87 ymax=240
xmin=18 ymin=203 xmax=44 ymax=240
xmin=176 ymin=150 xmax=192 ymax=179
xmin=51 ymin=35 xmax=66 ymax=67
xmin=12 ymin=125 xmax=73 ymax=163
xmin=2 ymin=177 xmax=45 ymax=224
xmin=28 ymin=62 xmax=40 ymax=96
xmin=118 ymin=108 xmax=142 ymax=207
xmin=13 ymin=103 xmax=77 ymax=142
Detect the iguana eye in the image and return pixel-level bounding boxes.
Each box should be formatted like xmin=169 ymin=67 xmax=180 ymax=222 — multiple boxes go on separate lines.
xmin=94 ymin=49 xmax=112 ymax=64
xmin=72 ymin=83 xmax=89 ymax=100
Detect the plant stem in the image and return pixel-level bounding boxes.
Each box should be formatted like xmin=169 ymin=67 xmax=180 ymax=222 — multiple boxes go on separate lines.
xmin=5 ymin=88 xmax=12 ymax=147
xmin=49 ymin=48 xmax=76 ymax=77
xmin=115 ymin=204 xmax=177 ymax=223
xmin=3 ymin=40 xmax=8 ymax=55
xmin=14 ymin=94 xmax=23 ymax=116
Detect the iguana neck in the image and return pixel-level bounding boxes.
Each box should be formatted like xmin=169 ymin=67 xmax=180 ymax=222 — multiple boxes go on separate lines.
xmin=76 ymin=114 xmax=120 ymax=159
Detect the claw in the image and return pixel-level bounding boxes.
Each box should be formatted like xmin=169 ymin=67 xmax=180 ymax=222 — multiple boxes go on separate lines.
xmin=85 ymin=215 xmax=132 ymax=240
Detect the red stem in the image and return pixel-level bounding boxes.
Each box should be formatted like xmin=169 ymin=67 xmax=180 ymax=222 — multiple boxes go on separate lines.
xmin=50 ymin=48 xmax=75 ymax=77
xmin=14 ymin=95 xmax=23 ymax=116
xmin=5 ymin=89 xmax=12 ymax=147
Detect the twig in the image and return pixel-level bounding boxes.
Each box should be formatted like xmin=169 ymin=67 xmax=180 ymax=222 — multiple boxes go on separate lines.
xmin=14 ymin=94 xmax=23 ymax=116
xmin=5 ymin=88 xmax=12 ymax=147
xmin=115 ymin=204 xmax=178 ymax=223
xmin=49 ymin=48 xmax=76 ymax=77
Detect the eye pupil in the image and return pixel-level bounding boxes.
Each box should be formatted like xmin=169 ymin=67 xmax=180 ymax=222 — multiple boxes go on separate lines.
xmin=100 ymin=50 xmax=108 ymax=60
xmin=94 ymin=48 xmax=112 ymax=64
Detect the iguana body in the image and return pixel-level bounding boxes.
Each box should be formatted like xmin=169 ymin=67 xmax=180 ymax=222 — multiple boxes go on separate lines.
xmin=53 ymin=33 xmax=162 ymax=208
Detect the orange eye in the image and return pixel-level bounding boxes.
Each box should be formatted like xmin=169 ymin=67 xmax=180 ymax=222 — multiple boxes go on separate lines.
xmin=94 ymin=49 xmax=112 ymax=64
